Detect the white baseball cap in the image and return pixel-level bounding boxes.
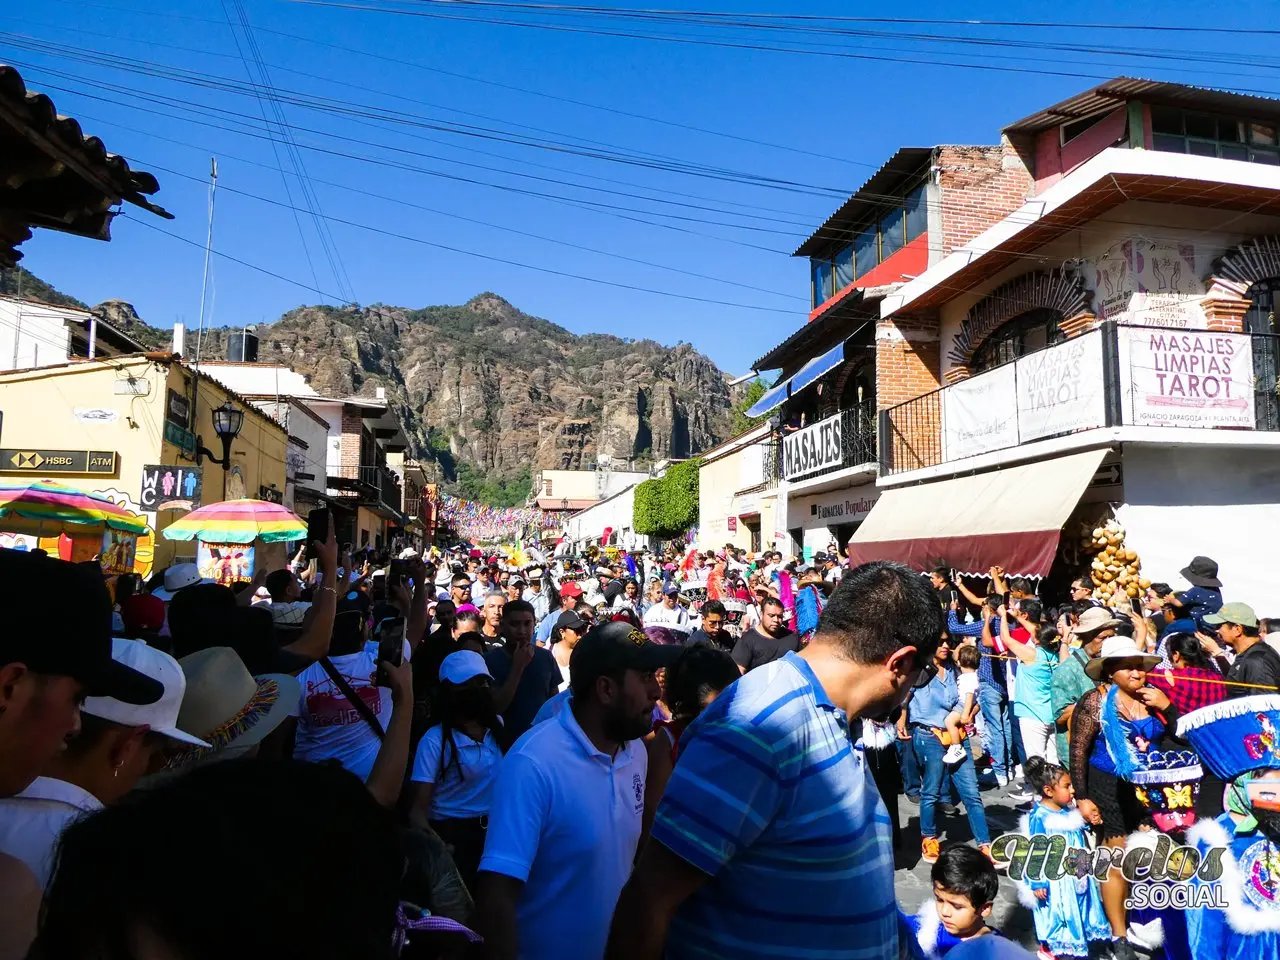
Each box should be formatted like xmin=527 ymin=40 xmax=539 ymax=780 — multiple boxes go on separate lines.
xmin=151 ymin=562 xmax=212 ymax=602
xmin=82 ymin=639 xmax=211 ymax=747
xmin=398 ymin=547 xmax=419 ymax=560
xmin=439 ymin=650 xmax=493 ymax=685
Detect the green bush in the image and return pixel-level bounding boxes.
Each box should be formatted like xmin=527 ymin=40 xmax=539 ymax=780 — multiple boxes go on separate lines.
xmin=633 ymin=459 xmax=700 ymax=537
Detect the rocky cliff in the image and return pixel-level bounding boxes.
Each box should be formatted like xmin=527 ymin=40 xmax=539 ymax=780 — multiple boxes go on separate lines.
xmin=196 ymin=293 xmax=737 ymax=482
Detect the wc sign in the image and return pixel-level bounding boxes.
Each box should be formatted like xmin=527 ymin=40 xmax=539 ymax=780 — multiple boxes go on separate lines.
xmin=783 ymin=413 xmax=844 ymax=480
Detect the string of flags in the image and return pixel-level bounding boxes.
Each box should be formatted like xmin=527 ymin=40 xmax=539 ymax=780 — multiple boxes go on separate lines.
xmin=433 ymin=493 xmax=558 ymax=542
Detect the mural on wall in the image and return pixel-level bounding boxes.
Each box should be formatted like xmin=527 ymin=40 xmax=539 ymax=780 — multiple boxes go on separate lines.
xmin=1087 ymin=238 xmax=1206 ymax=329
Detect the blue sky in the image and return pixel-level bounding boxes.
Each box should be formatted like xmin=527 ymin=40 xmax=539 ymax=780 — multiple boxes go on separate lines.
xmin=7 ymin=0 xmax=1277 ymax=372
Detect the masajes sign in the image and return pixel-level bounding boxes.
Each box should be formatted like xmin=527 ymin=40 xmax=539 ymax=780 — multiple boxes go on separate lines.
xmin=1016 ymin=332 xmax=1107 ymax=443
xmin=1122 ymin=328 xmax=1255 ymax=428
xmin=784 ymin=412 xmax=844 ymax=480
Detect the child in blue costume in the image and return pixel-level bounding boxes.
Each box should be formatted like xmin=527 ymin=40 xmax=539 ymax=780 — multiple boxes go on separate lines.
xmin=1014 ymin=757 xmax=1110 ymax=959
xmin=1175 ymin=694 xmax=1280 ymax=960
xmin=903 ymin=845 xmax=1004 ymax=959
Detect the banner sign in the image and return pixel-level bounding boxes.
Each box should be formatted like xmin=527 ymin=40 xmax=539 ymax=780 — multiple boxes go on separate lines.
xmin=1016 ymin=331 xmax=1107 ymax=443
xmin=140 ymin=464 xmax=202 ymax=512
xmin=100 ymin=528 xmax=138 ymax=575
xmin=783 ymin=412 xmax=844 ymax=480
xmin=197 ymin=541 xmax=255 ymax=584
xmin=941 ymin=364 xmax=1017 ymax=461
xmin=1122 ymin=328 xmax=1255 ymax=428
xmin=0 ymin=449 xmax=117 ymax=474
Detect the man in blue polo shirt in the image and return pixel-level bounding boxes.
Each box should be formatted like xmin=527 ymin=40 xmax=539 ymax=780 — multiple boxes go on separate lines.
xmin=605 ymin=560 xmax=943 ymax=960
xmin=474 ymin=621 xmax=680 ymax=960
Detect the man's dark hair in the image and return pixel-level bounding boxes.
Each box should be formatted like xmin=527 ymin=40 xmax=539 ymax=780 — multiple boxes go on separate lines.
xmin=264 ymin=569 xmax=295 ymax=602
xmin=37 ymin=759 xmax=401 ymax=960
xmin=451 ymin=574 xmax=471 ymax=588
xmin=931 ymin=844 xmax=999 ymax=910
xmin=1019 ymin=598 xmax=1044 ymax=624
xmin=664 ymin=646 xmax=739 ymax=718
xmin=1149 ymin=582 xmax=1172 ymax=598
xmin=1009 ymin=577 xmax=1035 ymax=597
xmin=760 ymin=596 xmax=784 ymax=613
xmin=455 ymin=610 xmax=481 ymax=628
xmin=1242 ymin=622 xmax=1261 ymax=638
xmin=702 ymin=600 xmax=726 ymax=618
xmin=167 ymin=584 xmax=237 ymax=660
xmin=932 ymin=567 xmax=951 ymax=582
xmin=434 ymin=599 xmax=456 ymax=616
xmin=502 ymin=599 xmax=535 ymax=621
xmin=815 ymin=561 xmax=942 ymax=666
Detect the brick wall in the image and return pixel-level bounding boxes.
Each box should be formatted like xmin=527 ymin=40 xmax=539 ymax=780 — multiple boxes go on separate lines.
xmin=340 ymin=407 xmax=363 ymax=471
xmin=937 ymin=139 xmax=1034 ymax=257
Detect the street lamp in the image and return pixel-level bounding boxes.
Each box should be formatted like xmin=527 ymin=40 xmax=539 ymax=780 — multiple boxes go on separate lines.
xmin=196 ymin=401 xmax=244 ymax=470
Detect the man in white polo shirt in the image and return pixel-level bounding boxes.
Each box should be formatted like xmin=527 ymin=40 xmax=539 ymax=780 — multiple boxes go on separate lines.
xmin=475 ymin=620 xmax=680 ymax=960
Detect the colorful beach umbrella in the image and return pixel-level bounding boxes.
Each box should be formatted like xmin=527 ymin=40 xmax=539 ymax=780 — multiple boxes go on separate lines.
xmin=0 ymin=479 xmax=148 ymax=536
xmin=160 ymin=498 xmax=307 ymax=544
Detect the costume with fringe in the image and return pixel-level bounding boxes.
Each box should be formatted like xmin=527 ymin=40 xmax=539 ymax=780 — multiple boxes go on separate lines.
xmin=1015 ymin=805 xmax=1110 ymax=958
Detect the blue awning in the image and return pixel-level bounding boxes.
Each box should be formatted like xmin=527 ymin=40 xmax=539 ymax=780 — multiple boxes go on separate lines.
xmin=787 ymin=342 xmax=845 ymax=396
xmin=743 ymin=341 xmax=847 ymax=419
xmin=745 ymin=378 xmax=790 ymax=418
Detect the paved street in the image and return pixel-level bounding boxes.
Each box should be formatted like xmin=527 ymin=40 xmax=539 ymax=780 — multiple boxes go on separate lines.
xmin=891 ymin=777 xmax=1039 ymax=950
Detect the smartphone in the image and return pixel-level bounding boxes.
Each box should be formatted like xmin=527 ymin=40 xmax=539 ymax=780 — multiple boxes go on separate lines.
xmin=306 ymin=506 xmax=331 ymax=546
xmin=1130 ymin=595 xmax=1143 ymax=615
xmin=1001 ymin=591 xmax=1011 ymax=609
xmin=388 ymin=558 xmax=409 ymax=589
xmin=375 ymin=616 xmax=405 ymax=686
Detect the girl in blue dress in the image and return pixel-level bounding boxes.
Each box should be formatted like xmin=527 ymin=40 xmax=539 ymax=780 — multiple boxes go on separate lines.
xmin=1017 ymin=756 xmax=1111 ymax=960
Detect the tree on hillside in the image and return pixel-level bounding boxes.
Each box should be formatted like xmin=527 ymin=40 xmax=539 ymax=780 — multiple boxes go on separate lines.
xmin=0 ymin=267 xmax=87 ymax=308
xmin=731 ymin=378 xmax=770 ymax=435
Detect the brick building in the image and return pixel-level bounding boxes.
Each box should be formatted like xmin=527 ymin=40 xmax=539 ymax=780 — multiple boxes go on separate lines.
xmin=748 ymin=78 xmax=1280 ymax=609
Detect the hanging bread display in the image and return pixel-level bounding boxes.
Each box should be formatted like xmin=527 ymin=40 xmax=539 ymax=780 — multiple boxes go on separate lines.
xmin=1076 ymin=517 xmax=1146 ymax=603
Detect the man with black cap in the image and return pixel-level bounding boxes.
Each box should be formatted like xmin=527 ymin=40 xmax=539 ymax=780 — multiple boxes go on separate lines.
xmin=0 ymin=550 xmax=163 ymax=799
xmin=1170 ymin=554 xmax=1223 ymax=631
xmin=475 ymin=620 xmax=680 ymax=960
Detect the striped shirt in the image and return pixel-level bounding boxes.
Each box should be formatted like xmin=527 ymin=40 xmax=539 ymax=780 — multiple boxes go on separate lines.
xmin=651 ymin=651 xmax=898 ymax=960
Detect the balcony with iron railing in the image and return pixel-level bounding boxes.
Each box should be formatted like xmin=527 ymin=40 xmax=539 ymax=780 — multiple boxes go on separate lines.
xmin=328 ymin=463 xmax=403 ymax=516
xmin=777 ymin=399 xmax=878 ymax=485
xmin=878 ymin=322 xmax=1280 ymax=478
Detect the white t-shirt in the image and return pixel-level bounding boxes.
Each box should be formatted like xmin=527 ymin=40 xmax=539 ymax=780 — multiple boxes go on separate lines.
xmin=0 ymin=777 xmax=102 ymax=886
xmin=957 ymin=671 xmax=980 ymax=708
xmin=410 ymin=725 xmax=503 ymax=820
xmin=293 ymin=641 xmax=401 ymax=781
xmin=479 ymin=699 xmax=647 ymax=960
xmin=642 ymin=602 xmax=689 ymax=632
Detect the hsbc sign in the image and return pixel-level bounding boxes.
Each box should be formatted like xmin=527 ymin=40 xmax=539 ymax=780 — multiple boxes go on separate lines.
xmin=783 ymin=413 xmax=844 ymax=480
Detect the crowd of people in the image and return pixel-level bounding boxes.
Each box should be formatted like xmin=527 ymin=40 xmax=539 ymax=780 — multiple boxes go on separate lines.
xmin=0 ymin=526 xmax=1278 ymax=960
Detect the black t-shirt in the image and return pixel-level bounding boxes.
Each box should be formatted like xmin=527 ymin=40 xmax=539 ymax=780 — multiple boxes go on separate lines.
xmin=731 ymin=627 xmax=800 ymax=672
xmin=686 ymin=629 xmax=733 ymax=652
xmin=1227 ymin=641 xmax=1280 ymax=698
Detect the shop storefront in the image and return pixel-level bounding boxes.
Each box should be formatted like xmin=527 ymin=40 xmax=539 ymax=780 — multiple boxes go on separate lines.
xmin=786 ymin=481 xmax=880 ymax=560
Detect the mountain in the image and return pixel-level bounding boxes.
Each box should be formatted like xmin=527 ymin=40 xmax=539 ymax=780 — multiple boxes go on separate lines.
xmin=198 ymin=294 xmax=738 ymax=486
xmin=2 ymin=269 xmax=740 ymax=492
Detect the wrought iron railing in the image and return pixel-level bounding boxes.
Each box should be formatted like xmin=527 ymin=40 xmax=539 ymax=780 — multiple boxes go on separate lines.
xmin=781 ymin=400 xmax=877 ymax=483
xmin=329 ymin=464 xmax=402 ymax=514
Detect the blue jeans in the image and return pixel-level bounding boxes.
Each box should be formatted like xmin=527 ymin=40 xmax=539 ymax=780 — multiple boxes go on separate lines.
xmin=913 ymin=727 xmax=990 ymax=844
xmin=977 ymin=682 xmax=1015 ymax=778
xmin=897 ymin=734 xmax=921 ymax=798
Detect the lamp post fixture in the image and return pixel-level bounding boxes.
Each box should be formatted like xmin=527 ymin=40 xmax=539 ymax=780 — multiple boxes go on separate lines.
xmin=195 ymin=401 xmax=245 ymax=498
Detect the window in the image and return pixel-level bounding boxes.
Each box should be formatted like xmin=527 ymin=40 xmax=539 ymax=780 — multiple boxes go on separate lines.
xmin=1149 ymin=107 xmax=1280 ymax=165
xmin=854 ymin=224 xmax=878 ymax=279
xmin=971 ymin=309 xmax=1065 ymax=373
xmin=834 ymin=244 xmax=854 ymax=290
xmin=1061 ymin=111 xmax=1111 ymax=144
xmin=811 ymin=258 xmax=834 ymax=306
xmin=809 ymin=180 xmax=929 ymax=303
xmin=905 ymin=185 xmax=928 ymax=242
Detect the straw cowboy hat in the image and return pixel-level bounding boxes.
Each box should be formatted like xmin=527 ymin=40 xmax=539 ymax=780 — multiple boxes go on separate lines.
xmin=1085 ymin=636 xmax=1161 ymax=681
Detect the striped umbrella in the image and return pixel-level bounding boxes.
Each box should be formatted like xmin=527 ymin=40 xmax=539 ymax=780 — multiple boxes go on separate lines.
xmin=0 ymin=479 xmax=148 ymax=536
xmin=160 ymin=498 xmax=307 ymax=544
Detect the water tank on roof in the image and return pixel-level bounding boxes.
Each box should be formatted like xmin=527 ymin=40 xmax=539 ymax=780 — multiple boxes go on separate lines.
xmin=228 ymin=327 xmax=259 ymax=362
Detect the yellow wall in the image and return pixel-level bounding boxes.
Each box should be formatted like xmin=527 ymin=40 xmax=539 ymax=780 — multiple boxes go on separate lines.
xmin=0 ymin=356 xmax=288 ymax=572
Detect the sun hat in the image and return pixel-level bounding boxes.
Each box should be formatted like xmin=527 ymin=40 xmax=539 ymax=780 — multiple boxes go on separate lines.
xmin=439 ymin=650 xmax=493 ymax=685
xmin=1084 ymin=636 xmax=1161 ymax=681
xmin=1204 ymin=601 xmax=1259 ymax=629
xmin=82 ymin=639 xmax=211 ymax=747
xmin=1074 ymin=606 xmax=1126 ymax=639
xmin=398 ymin=547 xmax=419 ymax=560
xmin=164 ymin=647 xmax=300 ymax=770
xmin=150 ymin=562 xmax=213 ymax=602
xmin=1180 ymin=555 xmax=1222 ymax=589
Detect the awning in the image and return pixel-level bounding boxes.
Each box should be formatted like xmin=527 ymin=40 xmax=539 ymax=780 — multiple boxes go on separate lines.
xmin=848 ymin=449 xmax=1106 ymax=577
xmin=744 ymin=341 xmax=847 ymax=419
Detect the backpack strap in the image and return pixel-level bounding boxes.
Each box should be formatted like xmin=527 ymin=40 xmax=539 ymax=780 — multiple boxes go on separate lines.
xmin=319 ymin=656 xmax=385 ymax=741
